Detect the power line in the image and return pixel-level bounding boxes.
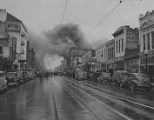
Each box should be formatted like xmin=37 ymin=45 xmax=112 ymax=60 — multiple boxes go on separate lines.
xmin=88 ymin=0 xmax=123 ymax=34
xmin=60 ymin=0 xmax=69 ymax=29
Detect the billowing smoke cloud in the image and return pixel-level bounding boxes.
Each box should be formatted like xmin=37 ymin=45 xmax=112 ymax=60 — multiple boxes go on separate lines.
xmin=28 ymin=23 xmax=89 ymax=70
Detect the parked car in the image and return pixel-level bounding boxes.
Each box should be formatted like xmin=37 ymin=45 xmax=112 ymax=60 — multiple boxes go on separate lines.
xmin=87 ymin=73 xmax=95 ymax=81
xmin=0 ymin=71 xmax=7 ymax=92
xmin=112 ymin=70 xmax=128 ymax=87
xmin=16 ymin=71 xmax=24 ymax=84
xmin=6 ymin=72 xmax=18 ymax=87
xmin=21 ymin=71 xmax=28 ymax=83
xmin=126 ymin=73 xmax=152 ymax=91
xmin=97 ymin=72 xmax=111 ymax=84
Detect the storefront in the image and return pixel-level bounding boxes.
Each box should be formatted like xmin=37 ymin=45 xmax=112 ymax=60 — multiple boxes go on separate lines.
xmin=115 ymin=57 xmax=125 ymax=70
xmin=107 ymin=63 xmax=114 ymax=76
xmin=95 ymin=62 xmax=101 ymax=72
xmin=125 ymin=48 xmax=139 ymax=73
xmin=101 ymin=62 xmax=107 ymax=72
xmin=140 ymin=54 xmax=154 ymax=82
xmin=0 ymin=57 xmax=13 ymax=71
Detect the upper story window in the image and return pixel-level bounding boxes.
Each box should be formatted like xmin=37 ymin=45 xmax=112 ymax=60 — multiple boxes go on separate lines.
xmin=121 ymin=38 xmax=123 ymax=52
xmin=152 ymin=31 xmax=154 ymax=49
xmin=116 ymin=41 xmax=118 ymax=54
xmin=143 ymin=35 xmax=146 ymax=50
xmin=101 ymin=50 xmax=103 ymax=58
xmin=119 ymin=39 xmax=120 ymax=53
xmin=147 ymin=33 xmax=150 ymax=50
xmin=0 ymin=46 xmax=3 ymax=54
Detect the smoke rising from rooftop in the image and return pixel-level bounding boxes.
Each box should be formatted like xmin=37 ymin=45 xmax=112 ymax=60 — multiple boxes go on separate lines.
xmin=28 ymin=23 xmax=89 ymax=70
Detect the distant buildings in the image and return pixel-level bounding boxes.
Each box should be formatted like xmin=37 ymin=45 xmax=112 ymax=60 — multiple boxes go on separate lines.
xmin=106 ymin=39 xmax=115 ymax=75
xmin=81 ymin=49 xmax=96 ymax=73
xmin=53 ymin=10 xmax=154 ymax=82
xmin=69 ymin=47 xmax=89 ymax=71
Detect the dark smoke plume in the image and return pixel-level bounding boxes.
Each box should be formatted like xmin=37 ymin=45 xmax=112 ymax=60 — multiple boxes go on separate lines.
xmin=44 ymin=23 xmax=89 ymax=58
xmin=28 ymin=23 xmax=89 ymax=70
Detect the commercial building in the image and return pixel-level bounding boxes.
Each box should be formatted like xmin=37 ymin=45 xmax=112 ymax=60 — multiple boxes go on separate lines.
xmin=69 ymin=47 xmax=89 ymax=72
xmin=139 ymin=11 xmax=154 ymax=81
xmin=113 ymin=25 xmax=139 ymax=70
xmin=95 ymin=42 xmax=108 ymax=72
xmin=81 ymin=49 xmax=96 ymax=73
xmin=0 ymin=9 xmax=28 ymax=71
xmin=26 ymin=41 xmax=36 ymax=70
xmin=106 ymin=39 xmax=115 ymax=76
xmin=124 ymin=48 xmax=139 ymax=72
xmin=0 ymin=10 xmax=12 ymax=70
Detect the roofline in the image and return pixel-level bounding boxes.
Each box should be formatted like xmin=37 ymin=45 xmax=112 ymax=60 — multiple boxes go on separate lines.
xmin=21 ymin=22 xmax=28 ymax=33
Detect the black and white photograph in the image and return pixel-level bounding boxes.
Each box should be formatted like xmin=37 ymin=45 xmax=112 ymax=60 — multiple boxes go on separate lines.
xmin=0 ymin=0 xmax=154 ymax=120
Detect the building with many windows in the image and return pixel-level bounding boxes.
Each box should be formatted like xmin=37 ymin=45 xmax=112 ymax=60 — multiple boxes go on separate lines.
xmin=95 ymin=42 xmax=108 ymax=72
xmin=106 ymin=39 xmax=115 ymax=76
xmin=139 ymin=11 xmax=154 ymax=81
xmin=68 ymin=47 xmax=89 ymax=71
xmin=113 ymin=25 xmax=139 ymax=70
xmin=81 ymin=49 xmax=96 ymax=73
xmin=0 ymin=9 xmax=28 ymax=71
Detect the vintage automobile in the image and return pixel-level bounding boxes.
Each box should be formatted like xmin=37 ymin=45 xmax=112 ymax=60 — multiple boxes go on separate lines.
xmin=97 ymin=72 xmax=111 ymax=84
xmin=16 ymin=71 xmax=24 ymax=84
xmin=87 ymin=72 xmax=95 ymax=81
xmin=21 ymin=71 xmax=29 ymax=82
xmin=0 ymin=71 xmax=7 ymax=92
xmin=126 ymin=73 xmax=152 ymax=91
xmin=112 ymin=70 xmax=128 ymax=87
xmin=6 ymin=72 xmax=19 ymax=87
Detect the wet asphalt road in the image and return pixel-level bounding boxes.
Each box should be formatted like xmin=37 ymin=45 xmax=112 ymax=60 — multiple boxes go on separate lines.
xmin=0 ymin=76 xmax=154 ymax=120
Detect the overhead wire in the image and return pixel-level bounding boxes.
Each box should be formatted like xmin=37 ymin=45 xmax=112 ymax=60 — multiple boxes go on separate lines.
xmin=59 ymin=0 xmax=69 ymax=29
xmin=88 ymin=0 xmax=123 ymax=34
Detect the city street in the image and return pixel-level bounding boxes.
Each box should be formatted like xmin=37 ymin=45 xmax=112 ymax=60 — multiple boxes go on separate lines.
xmin=0 ymin=76 xmax=154 ymax=120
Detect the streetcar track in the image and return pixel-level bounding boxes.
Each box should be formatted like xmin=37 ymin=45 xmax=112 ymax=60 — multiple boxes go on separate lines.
xmin=63 ymin=83 xmax=133 ymax=120
xmin=66 ymin=77 xmax=154 ymax=107
xmin=63 ymin=85 xmax=109 ymax=120
xmin=51 ymin=77 xmax=62 ymax=120
xmin=85 ymin=84 xmax=154 ymax=111
xmin=85 ymin=82 xmax=154 ymax=109
xmin=65 ymin=79 xmax=154 ymax=119
xmin=66 ymin=78 xmax=154 ymax=110
xmin=81 ymin=84 xmax=154 ymax=118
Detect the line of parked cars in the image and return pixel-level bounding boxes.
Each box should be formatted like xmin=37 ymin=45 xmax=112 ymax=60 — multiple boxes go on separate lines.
xmin=0 ymin=70 xmax=37 ymax=93
xmin=79 ymin=70 xmax=153 ymax=92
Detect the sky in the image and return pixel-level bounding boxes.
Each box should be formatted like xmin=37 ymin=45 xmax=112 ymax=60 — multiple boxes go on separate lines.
xmin=0 ymin=0 xmax=154 ymax=70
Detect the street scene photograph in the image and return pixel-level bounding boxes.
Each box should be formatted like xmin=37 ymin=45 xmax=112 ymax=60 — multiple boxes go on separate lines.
xmin=0 ymin=0 xmax=154 ymax=120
